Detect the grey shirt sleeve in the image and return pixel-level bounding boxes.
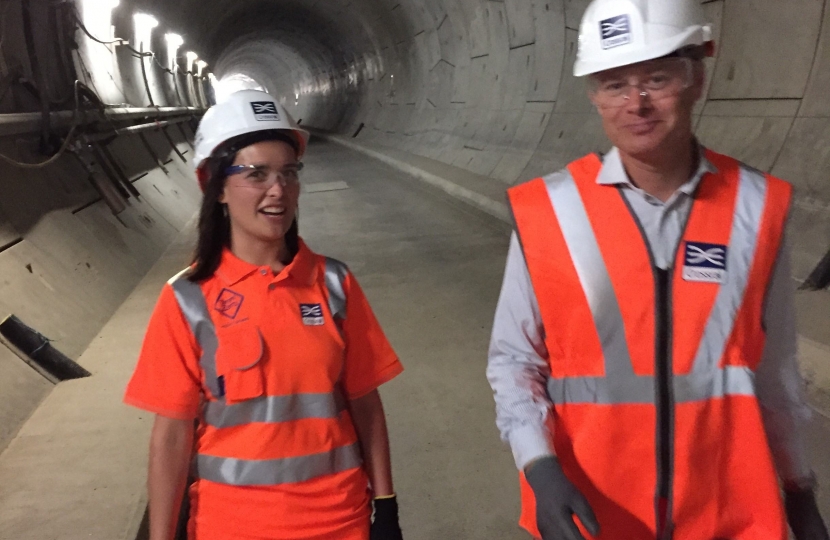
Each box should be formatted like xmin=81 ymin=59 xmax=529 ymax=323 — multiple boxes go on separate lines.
xmin=756 ymin=232 xmax=814 ymax=483
xmin=486 ymin=232 xmax=555 ymax=471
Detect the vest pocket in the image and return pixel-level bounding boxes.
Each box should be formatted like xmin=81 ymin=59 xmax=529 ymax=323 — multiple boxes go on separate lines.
xmin=216 ymin=324 xmax=265 ymax=404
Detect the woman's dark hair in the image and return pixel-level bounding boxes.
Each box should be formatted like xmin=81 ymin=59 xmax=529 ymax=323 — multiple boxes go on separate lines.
xmin=188 ymin=130 xmax=300 ymax=282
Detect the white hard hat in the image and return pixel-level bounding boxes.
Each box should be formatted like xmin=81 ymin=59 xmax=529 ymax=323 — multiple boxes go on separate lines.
xmin=193 ymin=89 xmax=309 ymax=172
xmin=573 ymin=0 xmax=713 ymax=77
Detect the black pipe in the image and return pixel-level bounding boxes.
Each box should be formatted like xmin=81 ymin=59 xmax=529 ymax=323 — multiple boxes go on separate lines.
xmin=94 ymin=143 xmax=141 ymax=198
xmin=172 ymin=66 xmax=185 ymax=108
xmin=98 ymin=143 xmax=141 ymax=197
xmin=0 ymin=315 xmax=91 ymax=381
xmin=21 ymin=0 xmax=52 ymax=151
xmin=139 ymin=43 xmax=156 ymax=107
xmin=70 ymin=150 xmax=128 ymax=215
xmin=138 ymin=133 xmax=169 ymax=175
xmin=82 ymin=116 xmax=194 ymax=142
xmin=177 ymin=122 xmax=193 ymax=148
xmin=89 ymin=143 xmax=131 ymax=200
xmin=161 ymin=126 xmax=188 ymax=163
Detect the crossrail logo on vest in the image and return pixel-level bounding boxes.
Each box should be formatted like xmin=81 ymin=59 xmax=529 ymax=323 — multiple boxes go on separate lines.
xmin=682 ymin=241 xmax=728 ymax=284
xmin=300 ymin=304 xmax=325 ymax=326
xmin=600 ymin=15 xmax=631 ymax=49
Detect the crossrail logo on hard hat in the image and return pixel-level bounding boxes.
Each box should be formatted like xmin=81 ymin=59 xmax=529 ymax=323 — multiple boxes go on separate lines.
xmin=251 ymin=101 xmax=281 ymax=122
xmin=600 ymin=14 xmax=631 ymax=49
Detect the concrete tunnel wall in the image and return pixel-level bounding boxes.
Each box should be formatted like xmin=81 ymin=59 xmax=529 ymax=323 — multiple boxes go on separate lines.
xmin=2 ymin=0 xmax=830 ymax=454
xmin=0 ymin=0 xmax=207 ymax=450
xmin=161 ymin=0 xmax=830 ymax=283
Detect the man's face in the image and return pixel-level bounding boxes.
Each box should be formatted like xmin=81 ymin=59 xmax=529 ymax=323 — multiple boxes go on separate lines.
xmin=589 ymin=56 xmax=705 ymax=159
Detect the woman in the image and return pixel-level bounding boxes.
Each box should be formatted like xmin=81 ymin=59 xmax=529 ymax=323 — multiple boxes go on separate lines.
xmin=124 ymin=89 xmax=405 ymax=540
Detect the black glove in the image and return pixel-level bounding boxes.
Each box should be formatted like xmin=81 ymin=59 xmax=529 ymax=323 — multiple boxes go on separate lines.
xmin=371 ymin=495 xmax=403 ymax=540
xmin=525 ymin=456 xmax=600 ymax=540
xmin=785 ymin=488 xmax=830 ymax=540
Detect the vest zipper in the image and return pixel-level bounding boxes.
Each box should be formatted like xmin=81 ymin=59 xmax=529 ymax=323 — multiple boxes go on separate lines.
xmin=615 ymin=185 xmax=695 ymax=539
xmin=654 ymin=268 xmax=675 ymax=540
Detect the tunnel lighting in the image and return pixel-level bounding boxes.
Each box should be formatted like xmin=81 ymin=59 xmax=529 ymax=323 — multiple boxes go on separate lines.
xmin=165 ymin=33 xmax=184 ymax=70
xmin=196 ymin=60 xmax=207 ymax=76
xmin=186 ymin=51 xmax=199 ymax=72
xmin=81 ymin=0 xmax=119 ymax=41
xmin=212 ymin=73 xmax=265 ymax=103
xmin=82 ymin=0 xmax=119 ymax=12
xmin=133 ymin=13 xmax=159 ymax=51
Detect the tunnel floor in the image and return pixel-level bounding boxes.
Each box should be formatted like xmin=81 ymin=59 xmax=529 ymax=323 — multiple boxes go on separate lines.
xmin=2 ymin=140 xmax=829 ymax=538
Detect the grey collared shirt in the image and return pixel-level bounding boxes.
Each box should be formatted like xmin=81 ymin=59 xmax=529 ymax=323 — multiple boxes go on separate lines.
xmin=487 ymin=147 xmax=813 ymax=482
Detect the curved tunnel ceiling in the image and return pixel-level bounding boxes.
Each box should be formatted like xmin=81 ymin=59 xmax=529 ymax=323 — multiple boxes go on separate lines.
xmin=134 ymin=0 xmax=830 ymax=280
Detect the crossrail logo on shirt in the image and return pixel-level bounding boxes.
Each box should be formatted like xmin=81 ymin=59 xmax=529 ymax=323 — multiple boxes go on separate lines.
xmin=682 ymin=241 xmax=728 ymax=284
xmin=600 ymin=15 xmax=632 ymax=49
xmin=215 ymin=288 xmax=244 ymax=319
xmin=300 ymin=303 xmax=325 ymax=326
xmin=250 ymin=101 xmax=280 ymax=121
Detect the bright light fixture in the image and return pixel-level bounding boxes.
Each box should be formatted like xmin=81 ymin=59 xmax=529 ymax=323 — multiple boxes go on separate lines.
xmin=134 ymin=13 xmax=158 ymax=29
xmin=165 ymin=33 xmax=183 ymax=47
xmin=82 ymin=0 xmax=119 ymax=13
xmin=196 ymin=60 xmax=207 ymax=76
xmin=186 ymin=51 xmax=199 ymax=72
xmin=133 ymin=13 xmax=159 ymax=51
xmin=212 ymin=73 xmax=265 ymax=103
xmin=165 ymin=33 xmax=184 ymax=70
xmin=81 ymin=0 xmax=119 ymax=41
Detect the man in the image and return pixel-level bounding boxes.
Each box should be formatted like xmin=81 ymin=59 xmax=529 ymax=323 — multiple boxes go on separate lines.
xmin=486 ymin=0 xmax=829 ymax=539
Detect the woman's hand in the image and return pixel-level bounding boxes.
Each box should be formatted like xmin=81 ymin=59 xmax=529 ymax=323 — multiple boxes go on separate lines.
xmin=371 ymin=495 xmax=404 ymax=540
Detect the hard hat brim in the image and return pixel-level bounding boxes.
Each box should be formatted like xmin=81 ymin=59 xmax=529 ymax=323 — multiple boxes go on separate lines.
xmin=193 ymin=125 xmax=310 ymax=172
xmin=574 ymin=25 xmax=712 ymax=77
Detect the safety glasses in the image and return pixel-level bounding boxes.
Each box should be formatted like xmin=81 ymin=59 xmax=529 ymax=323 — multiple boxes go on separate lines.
xmin=224 ymin=162 xmax=305 ymax=189
xmin=588 ymin=57 xmax=694 ymax=109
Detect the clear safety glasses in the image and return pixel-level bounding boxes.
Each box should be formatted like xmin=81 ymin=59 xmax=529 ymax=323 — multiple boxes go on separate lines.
xmin=224 ymin=162 xmax=304 ymax=190
xmin=588 ymin=57 xmax=694 ymax=109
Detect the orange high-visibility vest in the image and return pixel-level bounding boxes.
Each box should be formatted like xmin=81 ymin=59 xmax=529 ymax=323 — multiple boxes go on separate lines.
xmin=507 ymin=150 xmax=791 ymax=540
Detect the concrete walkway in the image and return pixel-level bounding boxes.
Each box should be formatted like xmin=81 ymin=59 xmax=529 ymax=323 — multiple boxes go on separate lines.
xmin=0 ymin=219 xmax=197 ymax=540
xmin=1 ymin=139 xmax=828 ymax=539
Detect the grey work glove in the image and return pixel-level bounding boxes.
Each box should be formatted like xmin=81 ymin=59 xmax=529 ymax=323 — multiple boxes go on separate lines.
xmin=525 ymin=456 xmax=600 ymax=540
xmin=785 ymin=488 xmax=830 ymax=540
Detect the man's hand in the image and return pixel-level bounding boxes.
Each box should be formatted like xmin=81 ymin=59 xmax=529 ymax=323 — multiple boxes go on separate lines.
xmin=785 ymin=488 xmax=829 ymax=540
xmin=525 ymin=456 xmax=599 ymax=540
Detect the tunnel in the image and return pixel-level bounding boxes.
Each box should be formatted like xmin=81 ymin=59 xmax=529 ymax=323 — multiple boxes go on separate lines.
xmin=1 ymin=0 xmax=830 ymax=538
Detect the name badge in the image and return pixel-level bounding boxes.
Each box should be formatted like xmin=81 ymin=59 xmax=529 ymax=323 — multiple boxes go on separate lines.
xmin=682 ymin=241 xmax=728 ymax=284
xmin=300 ymin=304 xmax=325 ymax=326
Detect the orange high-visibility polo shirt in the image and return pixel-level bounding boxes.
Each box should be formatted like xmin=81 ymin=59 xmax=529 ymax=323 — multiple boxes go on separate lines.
xmin=125 ymin=239 xmax=403 ymax=540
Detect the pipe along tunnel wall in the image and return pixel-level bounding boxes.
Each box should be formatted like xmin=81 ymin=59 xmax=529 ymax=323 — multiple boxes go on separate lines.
xmin=1 ymin=0 xmax=830 ymax=495
xmin=0 ymin=0 xmax=207 ymax=450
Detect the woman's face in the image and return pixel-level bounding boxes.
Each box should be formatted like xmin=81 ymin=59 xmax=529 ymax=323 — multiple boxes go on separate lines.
xmin=219 ymin=139 xmax=301 ymax=248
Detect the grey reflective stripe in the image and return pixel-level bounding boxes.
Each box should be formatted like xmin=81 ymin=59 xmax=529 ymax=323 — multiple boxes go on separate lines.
xmin=324 ymin=257 xmax=349 ymax=323
xmin=167 ymin=263 xmax=360 ymax=486
xmin=545 ymin=173 xmax=647 ymax=404
xmin=197 ymin=442 xmax=363 ymax=486
xmin=687 ymin=166 xmax=768 ymax=378
xmin=672 ymin=366 xmax=756 ymax=402
xmin=169 ymin=270 xmax=222 ymax=398
xmin=539 ymin=167 xmax=766 ymax=405
xmin=169 ymin=258 xmax=349 ymax=405
xmin=204 ymin=390 xmax=348 ymax=428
